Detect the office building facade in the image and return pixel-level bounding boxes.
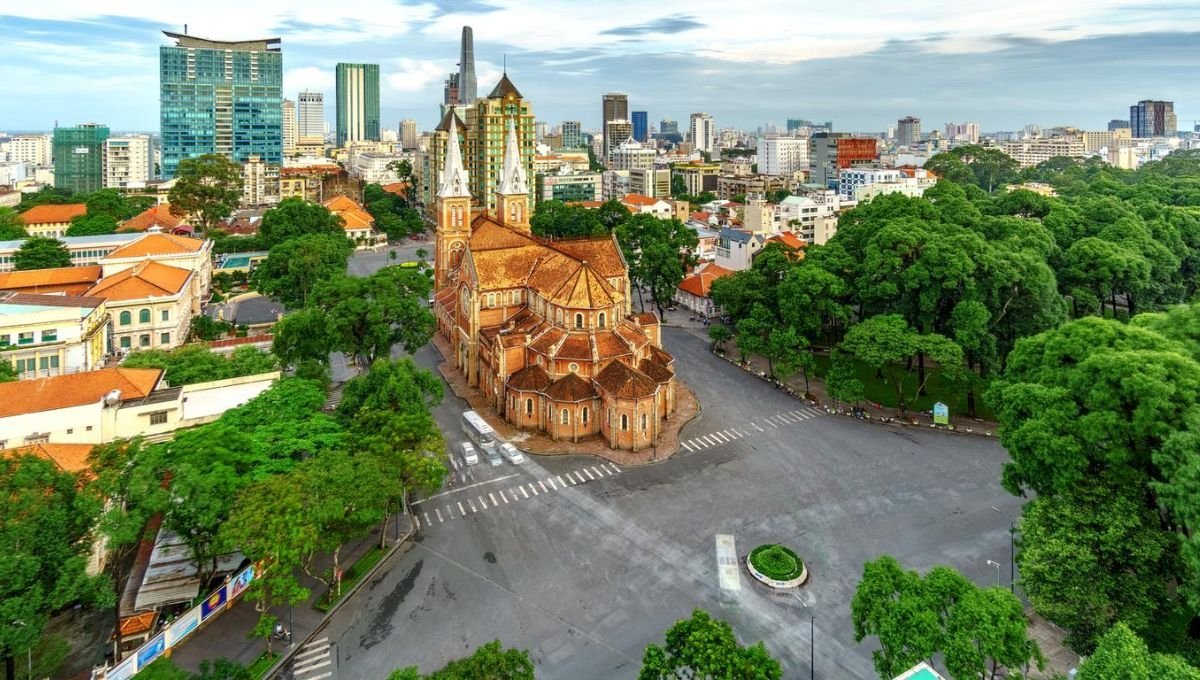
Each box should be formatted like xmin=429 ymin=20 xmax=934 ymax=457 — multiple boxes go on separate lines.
xmin=631 ymin=111 xmax=648 ymax=142
xmin=298 ymin=91 xmax=324 ymax=140
xmin=757 ymin=137 xmax=808 ymax=177
xmin=601 ymin=93 xmax=628 ymax=156
xmin=561 ymin=121 xmax=583 ymax=149
xmin=809 ymin=133 xmax=878 ymax=188
xmin=2 ymin=135 xmax=53 ymax=166
xmin=689 ymin=113 xmax=715 ymax=154
xmin=1130 ymin=100 xmax=1177 ymax=137
xmin=400 ymin=119 xmax=419 ymax=150
xmin=159 ymin=32 xmax=282 ymax=178
xmin=896 ymin=116 xmax=921 ymax=147
xmin=281 ymin=98 xmax=297 ymax=156
xmin=53 ymin=124 xmax=109 ymax=193
xmin=604 ymin=120 xmax=633 ymax=161
xmin=103 ymin=135 xmax=153 ymax=189
xmin=336 ymin=63 xmax=381 ymax=147
xmin=459 ymin=27 xmax=478 ymax=104
xmin=464 ymin=74 xmax=537 ymax=213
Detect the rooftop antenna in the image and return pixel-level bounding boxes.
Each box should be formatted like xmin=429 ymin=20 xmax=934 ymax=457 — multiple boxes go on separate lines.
xmin=184 ymin=23 xmax=188 ymax=35
xmin=503 ymin=54 xmax=507 ymax=75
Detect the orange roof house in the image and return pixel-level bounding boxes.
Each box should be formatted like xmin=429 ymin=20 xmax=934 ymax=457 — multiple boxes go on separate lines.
xmin=85 ymin=261 xmax=192 ymax=301
xmin=0 ymin=265 xmax=103 ymax=295
xmin=119 ymin=204 xmax=191 ymax=234
xmin=675 ymin=263 xmax=735 ymax=317
xmin=322 ymin=195 xmax=377 ymax=243
xmin=1 ymin=443 xmax=95 ymax=474
xmin=18 ymin=204 xmax=88 ymax=238
xmin=104 ymin=233 xmax=205 ymax=260
xmin=0 ymin=367 xmax=162 ymax=418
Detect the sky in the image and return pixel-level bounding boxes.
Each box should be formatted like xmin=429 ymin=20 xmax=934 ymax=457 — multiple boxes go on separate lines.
xmin=2 ymin=1 xmax=1199 ymax=135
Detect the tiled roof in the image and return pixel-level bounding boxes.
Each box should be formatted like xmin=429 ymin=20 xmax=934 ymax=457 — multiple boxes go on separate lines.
xmin=690 ymin=211 xmax=713 ymax=222
xmin=85 ymin=261 xmax=192 ymax=301
xmin=105 ymin=233 xmax=205 ymax=259
xmin=0 ymin=265 xmax=102 ymax=295
xmin=19 ymin=203 xmax=87 ymax=225
xmin=434 ymin=108 xmax=465 ymax=133
xmin=677 ymin=263 xmax=735 ymax=298
xmin=119 ymin=612 xmax=157 ymax=637
xmin=529 ymin=326 xmax=566 ymax=355
xmin=0 ymin=367 xmax=161 ymax=418
xmin=621 ymin=193 xmax=661 ymax=207
xmin=1 ymin=443 xmax=95 ymax=474
xmin=487 ymin=73 xmax=523 ymax=99
xmin=633 ymin=311 xmax=660 ymax=325
xmin=119 ymin=204 xmax=187 ymax=233
xmin=469 ymin=217 xmax=538 ymax=252
xmin=206 ymin=334 xmax=272 ymax=349
xmin=0 ymin=291 xmax=105 ymax=309
xmin=766 ymin=231 xmax=807 ymax=250
xmin=543 ymin=262 xmax=618 ymax=308
xmin=547 ymin=237 xmax=625 ymax=279
xmin=593 ymin=360 xmax=659 ymax=399
xmin=638 ymin=358 xmax=674 ymax=384
xmin=323 ymin=195 xmax=375 ymax=231
xmin=553 ymin=333 xmax=593 ymax=361
xmin=542 ymin=373 xmax=596 ymax=402
xmin=594 ymin=330 xmax=633 ymax=360
xmin=507 ymin=364 xmax=552 ymax=392
xmin=381 ymin=182 xmax=411 ymax=195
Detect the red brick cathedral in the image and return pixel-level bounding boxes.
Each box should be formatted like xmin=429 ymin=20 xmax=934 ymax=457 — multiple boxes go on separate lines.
xmin=432 ymin=111 xmax=677 ymax=451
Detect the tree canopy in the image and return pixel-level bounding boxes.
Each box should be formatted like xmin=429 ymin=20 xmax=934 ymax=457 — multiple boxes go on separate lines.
xmin=387 ymin=641 xmax=535 ymax=680
xmin=253 ymin=232 xmax=354 ymax=308
xmin=122 ymin=344 xmax=278 ymax=386
xmin=14 ymin=236 xmax=71 ymax=270
xmin=638 ymin=609 xmax=782 ymax=680
xmin=258 ymin=197 xmax=345 ymax=249
xmin=167 ymin=154 xmax=243 ymax=232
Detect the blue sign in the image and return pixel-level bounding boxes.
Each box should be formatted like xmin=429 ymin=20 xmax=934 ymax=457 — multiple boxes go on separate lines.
xmin=136 ymin=633 xmax=165 ymax=669
xmin=933 ymin=402 xmax=950 ymax=425
xmin=200 ymin=586 xmax=227 ymax=621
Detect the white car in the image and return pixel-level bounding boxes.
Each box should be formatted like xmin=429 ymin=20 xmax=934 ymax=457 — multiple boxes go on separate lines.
xmin=499 ymin=442 xmax=525 ymax=464
xmin=460 ymin=441 xmax=479 ymax=465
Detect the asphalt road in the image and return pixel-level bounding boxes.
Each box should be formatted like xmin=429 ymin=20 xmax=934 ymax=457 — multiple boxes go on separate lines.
xmin=295 ymin=323 xmax=1021 ymax=679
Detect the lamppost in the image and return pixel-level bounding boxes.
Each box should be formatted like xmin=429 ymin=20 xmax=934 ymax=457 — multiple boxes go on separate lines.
xmin=986 ymin=560 xmax=1001 ymax=588
xmin=1009 ymin=520 xmax=1016 ymax=594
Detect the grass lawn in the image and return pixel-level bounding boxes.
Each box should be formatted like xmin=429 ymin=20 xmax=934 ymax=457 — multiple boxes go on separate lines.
xmin=247 ymin=651 xmax=279 ymax=679
xmin=807 ymin=354 xmax=995 ymax=421
xmin=313 ymin=545 xmax=387 ymax=612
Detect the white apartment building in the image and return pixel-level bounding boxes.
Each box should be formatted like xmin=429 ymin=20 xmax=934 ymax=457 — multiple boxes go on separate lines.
xmin=0 ymin=293 xmax=109 ymax=379
xmin=241 ymin=156 xmax=280 ymax=207
xmin=608 ymin=138 xmax=656 ymax=171
xmin=400 ymin=119 xmax=418 ymax=150
xmin=999 ymin=137 xmax=1087 ymax=167
xmin=629 ymin=168 xmax=670 ymax=199
xmin=690 ymin=113 xmax=715 ymax=154
xmin=103 ymin=135 xmax=153 ymax=189
xmin=298 ymin=91 xmax=325 ymax=140
xmin=758 ymin=137 xmax=808 ymax=177
xmin=778 ymin=191 xmax=846 ymax=242
xmin=944 ymin=122 xmax=980 ymax=144
xmin=282 ymin=99 xmax=297 ymax=156
xmin=1082 ymin=128 xmax=1132 ymax=153
xmin=1 ymin=134 xmax=53 ymax=166
xmin=350 ymin=152 xmax=408 ymax=183
xmin=838 ymin=167 xmax=903 ymax=200
xmin=602 ymin=170 xmax=631 ymax=200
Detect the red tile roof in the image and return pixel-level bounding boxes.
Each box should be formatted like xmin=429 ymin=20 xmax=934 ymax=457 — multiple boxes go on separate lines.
xmin=1 ymin=443 xmax=95 ymax=474
xmin=0 ymin=367 xmax=161 ymax=418
xmin=677 ymin=263 xmax=735 ymax=298
xmin=542 ymin=373 xmax=596 ymax=402
xmin=119 ymin=204 xmax=188 ymax=233
xmin=85 ymin=261 xmax=192 ymax=301
xmin=594 ymin=360 xmax=659 ymax=399
xmin=105 ymin=233 xmax=206 ymax=259
xmin=621 ymin=193 xmax=662 ymax=207
xmin=0 ymin=265 xmax=102 ymax=295
xmin=766 ymin=231 xmax=807 ymax=250
xmin=19 ymin=204 xmax=87 ymax=225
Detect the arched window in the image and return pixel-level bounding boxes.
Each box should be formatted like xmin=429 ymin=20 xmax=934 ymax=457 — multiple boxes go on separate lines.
xmin=487 ymin=293 xmax=495 ymax=307
xmin=561 ymin=409 xmax=569 ymax=424
xmin=598 ymin=312 xmax=606 ymax=329
xmin=119 ymin=311 xmax=131 ymax=326
xmin=139 ymin=308 xmax=151 ymax=323
xmin=582 ymin=407 xmax=589 ymax=424
xmin=574 ymin=313 xmax=583 ymax=329
xmin=642 ymin=413 xmax=648 ymax=430
xmin=526 ymin=399 xmax=533 ymax=416
xmin=621 ymin=414 xmax=629 ymax=431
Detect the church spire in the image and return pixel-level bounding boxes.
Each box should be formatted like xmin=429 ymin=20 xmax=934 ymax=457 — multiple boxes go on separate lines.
xmin=496 ymin=117 xmax=528 ymax=196
xmin=438 ymin=117 xmax=470 ymax=198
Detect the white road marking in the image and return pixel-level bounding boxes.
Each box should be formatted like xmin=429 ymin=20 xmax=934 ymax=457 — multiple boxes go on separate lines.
xmin=681 ymin=441 xmax=695 ymax=452
xmin=557 ymin=475 xmax=567 ymax=487
xmin=413 ymin=515 xmax=420 ymax=530
xmin=583 ymin=467 xmax=596 ymax=480
xmin=468 ymin=498 xmax=478 ymax=512
xmin=435 ymin=508 xmax=444 ymax=522
xmin=520 ymin=486 xmax=529 ymax=499
xmin=724 ymin=429 xmax=740 ymax=438
xmin=704 ymin=435 xmax=721 ymax=446
xmin=545 ymin=478 xmax=557 ymax=490
xmin=457 ymin=501 xmax=466 ymax=515
xmin=423 ymin=512 xmax=431 ymax=525
xmin=414 ymin=473 xmax=521 ymax=504
xmin=753 ymin=422 xmax=764 ymax=432
xmin=696 ymin=438 xmax=711 ymax=448
xmin=591 ymin=465 xmax=605 ymax=477
xmin=445 ymin=505 xmax=454 ymax=519
xmin=765 ymin=418 xmax=778 ymax=428
xmin=489 ymin=492 xmax=498 ymax=505
xmin=538 ymin=480 xmax=548 ymax=493
xmin=499 ymin=490 xmax=508 ymax=503
xmin=529 ymin=483 xmax=540 ymax=495
xmin=477 ymin=496 xmax=487 ymax=509
xmin=713 ymin=432 xmax=731 ymax=443
xmin=608 ymin=463 xmax=622 ymax=473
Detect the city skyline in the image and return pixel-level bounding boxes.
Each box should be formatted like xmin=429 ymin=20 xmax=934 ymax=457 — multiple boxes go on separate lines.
xmin=2 ymin=1 xmax=1198 ymax=134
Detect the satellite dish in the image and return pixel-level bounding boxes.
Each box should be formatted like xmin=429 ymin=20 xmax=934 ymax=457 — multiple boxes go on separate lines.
xmin=103 ymin=390 xmax=122 ymax=407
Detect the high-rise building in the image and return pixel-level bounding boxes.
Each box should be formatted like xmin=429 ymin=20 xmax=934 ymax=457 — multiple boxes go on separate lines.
xmin=335 ymin=63 xmax=381 ymax=147
xmin=1108 ymin=119 xmax=1131 ymax=131
xmin=535 ymin=121 xmax=549 ymax=142
xmin=298 ymin=91 xmax=324 ymax=140
xmin=809 ymin=132 xmax=878 ymax=188
xmin=757 ymin=137 xmax=808 ymax=177
xmin=660 ymin=119 xmax=679 ymax=136
xmin=604 ymin=120 xmax=633 ymax=161
xmin=463 ymin=73 xmax=536 ymax=213
xmin=689 ymin=113 xmax=715 ymax=154
xmin=159 ymin=31 xmax=282 ymax=179
xmin=443 ymin=72 xmax=460 ymax=107
xmin=631 ymin=111 xmax=649 ymax=143
xmin=601 ymin=93 xmax=629 ymax=156
xmin=896 ymin=116 xmax=921 ymax=147
xmin=1129 ymin=100 xmax=1177 ymax=137
xmin=103 ymin=135 xmax=153 ymax=188
xmin=2 ymin=135 xmax=53 ymax=166
xmin=53 ymin=124 xmax=108 ymax=193
xmin=281 ymin=98 xmax=297 ymax=156
xmin=944 ymin=122 xmax=980 ymax=144
xmin=400 ymin=119 xmax=418 ymax=150
xmin=561 ymin=121 xmax=583 ymax=149
xmin=458 ymin=26 xmax=477 ymax=104
xmin=608 ymin=138 xmax=655 ymax=171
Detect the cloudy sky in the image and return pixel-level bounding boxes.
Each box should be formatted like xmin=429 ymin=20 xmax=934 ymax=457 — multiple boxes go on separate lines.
xmin=2 ymin=1 xmax=1198 ymax=135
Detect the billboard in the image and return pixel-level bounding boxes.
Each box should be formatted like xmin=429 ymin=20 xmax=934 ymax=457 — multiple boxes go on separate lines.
xmin=135 ymin=633 xmax=165 ymax=669
xmin=229 ymin=564 xmax=255 ymax=601
xmin=200 ymin=586 xmax=227 ymax=621
xmin=933 ymin=402 xmax=950 ymax=425
xmin=104 ymin=656 xmax=137 ymax=680
xmin=165 ymin=606 xmax=201 ymax=647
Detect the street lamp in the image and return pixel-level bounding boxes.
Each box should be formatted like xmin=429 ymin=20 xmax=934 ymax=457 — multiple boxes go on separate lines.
xmin=986 ymin=560 xmax=1001 ymax=588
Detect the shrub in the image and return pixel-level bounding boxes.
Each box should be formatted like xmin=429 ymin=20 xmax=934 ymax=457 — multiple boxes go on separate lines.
xmin=750 ymin=544 xmax=804 ymax=581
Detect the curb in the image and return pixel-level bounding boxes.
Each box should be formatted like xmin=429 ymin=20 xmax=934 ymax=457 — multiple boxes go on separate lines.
xmin=262 ymin=514 xmax=416 ymax=679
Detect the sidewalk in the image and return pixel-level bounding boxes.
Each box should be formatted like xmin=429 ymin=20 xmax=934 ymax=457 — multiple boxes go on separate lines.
xmin=167 ymin=512 xmax=412 ymax=673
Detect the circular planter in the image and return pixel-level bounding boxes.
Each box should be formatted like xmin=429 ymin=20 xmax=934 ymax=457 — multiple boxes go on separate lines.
xmin=746 ymin=544 xmax=808 ymax=589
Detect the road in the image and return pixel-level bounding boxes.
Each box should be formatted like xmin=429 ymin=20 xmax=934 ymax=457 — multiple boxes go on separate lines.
xmin=289 ymin=321 xmax=1020 ymax=679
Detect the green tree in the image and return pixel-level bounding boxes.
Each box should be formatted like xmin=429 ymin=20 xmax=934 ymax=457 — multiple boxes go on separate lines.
xmin=708 ymin=324 xmax=732 ymax=352
xmin=258 ymin=197 xmax=344 ymax=249
xmin=253 ymin=232 xmax=354 ymax=308
xmin=272 ymin=307 xmax=335 ymax=367
xmin=387 ymin=640 xmax=535 ymax=680
xmin=310 ymin=266 xmax=436 ymax=368
xmin=85 ymin=188 xmax=146 ymax=221
xmin=825 ymin=349 xmax=865 ymax=406
xmin=0 ymin=361 xmax=17 ymax=383
xmin=942 ymin=587 xmax=1045 ymax=680
xmin=122 ymin=344 xmax=274 ymax=386
xmin=616 ymin=213 xmax=698 ymax=315
xmin=839 ymin=315 xmax=963 ymax=414
xmin=227 ymin=345 xmax=278 ymax=377
xmin=0 ymin=454 xmax=103 ymax=680
xmin=13 ymin=236 xmax=71 ymax=270
xmin=17 ymin=187 xmax=75 ymax=212
xmin=168 ymin=154 xmax=243 ymax=232
xmin=1076 ymin=622 xmax=1200 ymax=680
xmin=530 ymin=200 xmax=606 ymax=238
xmin=638 ymin=609 xmax=782 ymax=680
xmin=0 ymin=207 xmax=28 ymax=240
xmin=189 ymin=315 xmax=234 ymax=342
xmin=65 ymin=213 xmax=119 ymax=236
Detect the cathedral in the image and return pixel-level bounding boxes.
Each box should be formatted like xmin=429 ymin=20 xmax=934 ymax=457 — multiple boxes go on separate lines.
xmin=431 ymin=78 xmax=678 ymax=451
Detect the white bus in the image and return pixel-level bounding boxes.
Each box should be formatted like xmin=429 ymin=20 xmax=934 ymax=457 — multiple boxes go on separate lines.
xmin=462 ymin=410 xmax=498 ymax=452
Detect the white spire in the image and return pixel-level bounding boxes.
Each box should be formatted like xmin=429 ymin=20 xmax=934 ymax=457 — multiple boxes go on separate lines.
xmin=438 ymin=116 xmax=470 ymax=198
xmin=496 ymin=117 xmax=528 ymax=196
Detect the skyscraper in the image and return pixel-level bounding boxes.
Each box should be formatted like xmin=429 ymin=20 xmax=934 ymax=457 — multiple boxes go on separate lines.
xmin=103 ymin=135 xmax=153 ymax=188
xmin=689 ymin=113 xmax=715 ymax=154
xmin=400 ymin=119 xmax=418 ymax=150
xmin=443 ymin=72 xmax=460 ymax=106
xmin=561 ymin=121 xmax=583 ymax=149
xmin=1129 ymin=100 xmax=1177 ymax=137
xmin=336 ymin=63 xmax=381 ymax=147
xmin=459 ymin=26 xmax=477 ymax=104
xmin=896 ymin=116 xmax=921 ymax=147
xmin=601 ymin=93 xmax=628 ymax=156
xmin=281 ymin=98 xmax=297 ymax=156
xmin=298 ymin=91 xmax=324 ymax=140
xmin=53 ymin=123 xmax=108 ymax=193
xmin=159 ymin=31 xmax=282 ymax=179
xmin=631 ymin=111 xmax=648 ymax=143
xmin=604 ymin=120 xmax=633 ymax=160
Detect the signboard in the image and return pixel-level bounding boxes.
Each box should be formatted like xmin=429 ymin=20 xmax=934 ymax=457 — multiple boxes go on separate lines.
xmin=200 ymin=585 xmax=227 ymax=621
xmin=165 ymin=606 xmax=201 ymax=647
xmin=104 ymin=656 xmax=137 ymax=680
xmin=933 ymin=402 xmax=950 ymax=425
xmin=73 ymin=146 xmax=90 ymax=154
xmin=229 ymin=564 xmax=255 ymax=600
xmin=135 ymin=633 xmax=165 ymax=669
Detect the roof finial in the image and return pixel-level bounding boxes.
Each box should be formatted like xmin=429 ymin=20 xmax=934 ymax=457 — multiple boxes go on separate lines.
xmin=503 ymin=53 xmax=507 ymax=75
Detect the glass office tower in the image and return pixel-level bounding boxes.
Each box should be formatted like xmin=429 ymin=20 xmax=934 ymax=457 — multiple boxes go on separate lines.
xmin=159 ymin=31 xmax=282 ymax=178
xmin=335 ymin=63 xmax=381 ymax=147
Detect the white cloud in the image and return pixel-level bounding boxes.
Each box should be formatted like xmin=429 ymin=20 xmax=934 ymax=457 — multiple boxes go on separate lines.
xmin=284 ymin=66 xmax=334 ymax=94
xmin=385 ymin=58 xmax=451 ymax=92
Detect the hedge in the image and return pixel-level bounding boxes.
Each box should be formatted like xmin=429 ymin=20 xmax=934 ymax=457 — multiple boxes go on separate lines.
xmin=749 ymin=544 xmax=804 ymax=581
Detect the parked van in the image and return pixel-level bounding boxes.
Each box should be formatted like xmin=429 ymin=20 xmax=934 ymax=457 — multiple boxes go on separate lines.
xmin=460 ymin=441 xmax=479 ymax=465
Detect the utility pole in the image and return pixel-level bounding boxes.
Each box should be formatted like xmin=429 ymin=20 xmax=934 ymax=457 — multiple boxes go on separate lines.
xmin=1010 ymin=520 xmax=1016 ymax=593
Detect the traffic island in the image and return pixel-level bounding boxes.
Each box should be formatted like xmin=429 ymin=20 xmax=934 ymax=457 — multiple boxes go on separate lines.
xmin=746 ymin=544 xmax=808 ymax=589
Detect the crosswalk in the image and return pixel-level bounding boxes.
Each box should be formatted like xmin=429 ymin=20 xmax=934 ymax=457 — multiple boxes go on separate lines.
xmin=679 ymin=407 xmax=823 ymax=453
xmin=412 ymin=462 xmax=622 ymax=527
xmin=291 ymin=637 xmax=334 ymax=680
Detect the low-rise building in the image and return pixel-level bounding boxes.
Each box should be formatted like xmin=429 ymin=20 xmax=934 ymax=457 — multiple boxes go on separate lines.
xmin=778 ymin=191 xmax=846 ymax=243
xmin=602 ymin=170 xmax=631 ymax=200
xmin=0 ymin=266 xmax=103 ymax=295
xmin=0 ymin=233 xmax=143 ymax=273
xmin=279 ymin=164 xmax=345 ymax=202
xmin=118 ymin=204 xmax=192 ymax=235
xmin=86 ymin=261 xmax=196 ymax=353
xmin=717 ymin=174 xmax=789 ymax=202
xmin=608 ymin=139 xmax=657 ymax=171
xmin=99 ymin=233 xmax=212 ymax=299
xmin=714 ymin=228 xmax=766 ymax=271
xmin=536 ymin=172 xmax=602 ymax=203
xmin=629 ymin=168 xmax=670 ymax=199
xmin=620 ymin=194 xmax=673 ymax=218
xmin=675 ymin=162 xmax=721 ymax=196
xmin=999 ymin=137 xmax=1086 ymax=167
xmin=323 ymin=195 xmax=383 ymax=248
xmin=18 ymin=204 xmax=88 ymax=238
xmin=674 ymin=262 xmax=734 ymax=317
xmin=0 ymin=292 xmax=109 ymax=379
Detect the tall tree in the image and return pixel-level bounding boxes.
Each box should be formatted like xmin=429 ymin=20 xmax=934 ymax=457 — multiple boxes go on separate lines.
xmin=1075 ymin=622 xmax=1200 ymax=680
xmin=839 ymin=315 xmax=963 ymax=414
xmin=530 ymin=200 xmax=606 ymax=238
xmin=638 ymin=609 xmax=782 ymax=680
xmin=13 ymin=236 xmax=71 ymax=270
xmin=0 ymin=207 xmax=28 ymax=240
xmin=257 ymin=197 xmax=344 ymax=249
xmin=253 ymin=232 xmax=354 ymax=308
xmin=387 ymin=641 xmax=535 ymax=680
xmin=65 ymin=213 xmax=119 ymax=236
xmin=168 ymin=154 xmax=243 ymax=232
xmin=310 ymin=266 xmax=436 ymax=368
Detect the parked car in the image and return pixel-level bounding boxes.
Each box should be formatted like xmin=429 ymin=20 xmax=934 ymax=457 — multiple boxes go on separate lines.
xmin=460 ymin=441 xmax=478 ymax=465
xmin=483 ymin=441 xmax=502 ymax=467
xmin=499 ymin=442 xmax=525 ymax=464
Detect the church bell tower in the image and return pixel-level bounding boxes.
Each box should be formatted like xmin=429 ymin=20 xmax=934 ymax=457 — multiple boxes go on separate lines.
xmin=495 ymin=117 xmax=531 ymax=233
xmin=435 ymin=116 xmax=471 ymax=292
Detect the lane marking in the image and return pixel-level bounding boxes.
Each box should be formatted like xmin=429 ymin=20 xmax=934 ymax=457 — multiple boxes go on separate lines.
xmin=591 ymin=465 xmax=605 ymax=477
xmin=583 ymin=468 xmax=596 ymax=480
xmin=609 ymin=463 xmax=623 ymax=473
xmin=414 ymin=473 xmax=521 ymax=504
xmin=423 ymin=512 xmax=431 ymax=525
xmin=435 ymin=508 xmax=443 ymax=522
xmin=546 ymin=478 xmax=557 ymax=491
xmin=499 ymin=490 xmax=508 ymax=503
xmin=489 ymin=492 xmax=498 ymax=505
xmin=520 ymin=486 xmax=529 ymax=499
xmin=445 ymin=505 xmax=454 ymax=519
xmin=704 ymin=435 xmax=721 ymax=446
xmin=681 ymin=441 xmax=694 ymax=452
xmin=557 ymin=475 xmax=567 ymax=487
xmin=753 ymin=423 xmax=764 ymax=432
xmin=468 ymin=498 xmax=478 ymax=513
xmin=765 ymin=419 xmax=777 ymax=428
xmin=457 ymin=501 xmax=465 ymax=515
xmin=478 ymin=496 xmax=487 ymax=509
xmin=725 ymin=429 xmax=740 ymax=438
xmin=713 ymin=432 xmax=731 ymax=443
xmin=529 ymin=483 xmax=539 ymax=496
xmin=538 ymin=480 xmax=548 ymax=493
xmin=413 ymin=515 xmax=421 ymax=530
